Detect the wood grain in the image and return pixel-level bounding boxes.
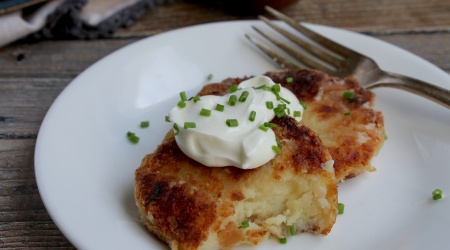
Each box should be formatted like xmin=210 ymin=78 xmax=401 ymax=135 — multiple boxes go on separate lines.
xmin=0 ymin=0 xmax=449 ymax=248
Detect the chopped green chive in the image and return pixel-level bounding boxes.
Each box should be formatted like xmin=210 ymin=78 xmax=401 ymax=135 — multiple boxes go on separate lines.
xmin=179 ymin=91 xmax=187 ymax=101
xmin=165 ymin=116 xmax=171 ymax=122
xmin=432 ymin=189 xmax=443 ymax=200
xmin=294 ymin=110 xmax=301 ymax=117
xmin=276 ymin=140 xmax=282 ymax=148
xmin=226 ymin=119 xmax=239 ymax=127
xmin=228 ymin=85 xmax=238 ymax=93
xmin=276 ymin=110 xmax=286 ymax=118
xmin=200 ymin=108 xmax=211 ymax=117
xmin=259 ymin=124 xmax=269 ymax=132
xmin=184 ymin=122 xmax=196 ymax=129
xmin=273 ymin=104 xmax=286 ymax=113
xmin=300 ymin=101 xmax=308 ymax=110
xmin=289 ymin=225 xmax=296 ymax=236
xmin=173 ymin=123 xmax=179 ymax=135
xmin=239 ymin=220 xmax=249 ymax=229
xmin=215 ymin=104 xmax=225 ymax=112
xmin=271 ymin=83 xmax=281 ymax=93
xmin=126 ymin=131 xmax=140 ymax=144
xmin=264 ymin=122 xmax=277 ymax=128
xmin=255 ymin=85 xmax=270 ymax=91
xmin=272 ymin=145 xmax=281 ymax=154
xmin=239 ymin=91 xmax=249 ymax=102
xmin=177 ymin=100 xmax=186 ymax=108
xmin=279 ymin=96 xmax=290 ymax=104
xmin=140 ymin=121 xmax=150 ymax=128
xmin=189 ymin=95 xmax=201 ymax=103
xmin=279 ymin=237 xmax=287 ymax=244
xmin=207 ymin=73 xmax=213 ymax=80
xmin=343 ymin=91 xmax=355 ymax=99
xmin=384 ymin=134 xmax=389 ymax=140
xmin=285 ymin=77 xmax=294 ymax=83
xmin=338 ymin=203 xmax=345 ymax=214
xmin=249 ymin=110 xmax=256 ymax=122
xmin=344 ymin=111 xmax=351 ymax=116
xmin=228 ymin=95 xmax=237 ymax=106
xmin=266 ymin=101 xmax=274 ymax=109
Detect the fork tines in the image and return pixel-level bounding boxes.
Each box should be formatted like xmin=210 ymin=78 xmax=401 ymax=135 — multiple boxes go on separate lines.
xmin=246 ymin=6 xmax=352 ymax=74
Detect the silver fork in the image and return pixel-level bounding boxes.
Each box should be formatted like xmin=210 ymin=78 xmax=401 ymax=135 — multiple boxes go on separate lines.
xmin=245 ymin=6 xmax=450 ymax=109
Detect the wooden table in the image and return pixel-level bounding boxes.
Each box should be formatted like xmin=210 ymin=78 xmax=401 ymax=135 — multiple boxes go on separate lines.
xmin=1 ymin=0 xmax=449 ymax=248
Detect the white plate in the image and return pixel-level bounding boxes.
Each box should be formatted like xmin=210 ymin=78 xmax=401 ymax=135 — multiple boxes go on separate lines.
xmin=35 ymin=21 xmax=450 ymax=250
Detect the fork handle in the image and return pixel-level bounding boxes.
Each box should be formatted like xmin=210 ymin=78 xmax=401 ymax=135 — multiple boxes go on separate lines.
xmin=369 ymin=72 xmax=450 ymax=109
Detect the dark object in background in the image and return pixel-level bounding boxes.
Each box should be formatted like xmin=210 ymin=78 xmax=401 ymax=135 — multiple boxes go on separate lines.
xmin=186 ymin=0 xmax=298 ymax=15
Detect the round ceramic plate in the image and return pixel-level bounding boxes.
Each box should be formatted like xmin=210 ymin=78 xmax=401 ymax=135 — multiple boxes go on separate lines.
xmin=35 ymin=21 xmax=450 ymax=250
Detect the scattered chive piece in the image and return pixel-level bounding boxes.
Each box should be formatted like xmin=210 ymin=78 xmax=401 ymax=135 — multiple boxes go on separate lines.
xmin=264 ymin=122 xmax=277 ymax=128
xmin=285 ymin=77 xmax=294 ymax=83
xmin=249 ymin=110 xmax=256 ymax=122
xmin=338 ymin=203 xmax=345 ymax=214
xmin=173 ymin=123 xmax=179 ymax=135
xmin=344 ymin=111 xmax=351 ymax=116
xmin=228 ymin=95 xmax=237 ymax=106
xmin=384 ymin=134 xmax=389 ymax=140
xmin=432 ymin=189 xmax=443 ymax=200
xmin=266 ymin=101 xmax=274 ymax=109
xmin=300 ymin=101 xmax=308 ymax=110
xmin=255 ymin=85 xmax=270 ymax=91
xmin=271 ymin=83 xmax=281 ymax=93
xmin=272 ymin=145 xmax=281 ymax=154
xmin=177 ymin=100 xmax=186 ymax=108
xmin=165 ymin=116 xmax=171 ymax=122
xmin=184 ymin=122 xmax=196 ymax=129
xmin=207 ymin=73 xmax=213 ymax=80
xmin=140 ymin=121 xmax=150 ymax=128
xmin=126 ymin=131 xmax=140 ymax=144
xmin=180 ymin=91 xmax=187 ymax=101
xmin=226 ymin=119 xmax=239 ymax=127
xmin=287 ymin=108 xmax=291 ymax=115
xmin=239 ymin=220 xmax=249 ymax=229
xmin=259 ymin=124 xmax=269 ymax=132
xmin=273 ymin=104 xmax=286 ymax=113
xmin=276 ymin=110 xmax=286 ymax=118
xmin=228 ymin=85 xmax=239 ymax=93
xmin=343 ymin=91 xmax=355 ymax=99
xmin=239 ymin=91 xmax=249 ymax=102
xmin=289 ymin=225 xmax=296 ymax=236
xmin=215 ymin=104 xmax=225 ymax=112
xmin=200 ymin=108 xmax=211 ymax=117
xmin=279 ymin=237 xmax=287 ymax=244
xmin=276 ymin=140 xmax=282 ymax=148
xmin=278 ymin=96 xmax=291 ymax=104
xmin=294 ymin=110 xmax=301 ymax=117
xmin=191 ymin=95 xmax=201 ymax=103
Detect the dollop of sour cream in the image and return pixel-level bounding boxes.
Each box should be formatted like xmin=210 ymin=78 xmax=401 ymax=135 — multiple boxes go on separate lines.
xmin=169 ymin=75 xmax=304 ymax=169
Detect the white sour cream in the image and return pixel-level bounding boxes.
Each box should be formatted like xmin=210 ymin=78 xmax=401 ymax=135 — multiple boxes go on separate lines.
xmin=169 ymin=75 xmax=304 ymax=169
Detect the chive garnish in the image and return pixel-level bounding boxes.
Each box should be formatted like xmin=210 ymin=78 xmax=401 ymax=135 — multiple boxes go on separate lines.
xmin=126 ymin=131 xmax=140 ymax=144
xmin=177 ymin=100 xmax=186 ymax=108
xmin=228 ymin=95 xmax=237 ymax=106
xmin=343 ymin=91 xmax=355 ymax=99
xmin=173 ymin=123 xmax=179 ymax=135
xmin=264 ymin=122 xmax=277 ymax=128
xmin=140 ymin=121 xmax=150 ymax=128
xmin=249 ymin=110 xmax=256 ymax=122
xmin=271 ymin=83 xmax=281 ymax=93
xmin=294 ymin=110 xmax=301 ymax=117
xmin=276 ymin=110 xmax=286 ymax=118
xmin=259 ymin=124 xmax=269 ymax=132
xmin=384 ymin=134 xmax=389 ymax=140
xmin=215 ymin=104 xmax=224 ymax=112
xmin=180 ymin=91 xmax=187 ymax=101
xmin=228 ymin=85 xmax=238 ymax=93
xmin=279 ymin=237 xmax=287 ymax=244
xmin=266 ymin=101 xmax=274 ymax=109
xmin=300 ymin=101 xmax=307 ymax=110
xmin=184 ymin=122 xmax=196 ymax=129
xmin=200 ymin=108 xmax=211 ymax=117
xmin=285 ymin=77 xmax=293 ymax=83
xmin=432 ymin=189 xmax=443 ymax=200
xmin=276 ymin=140 xmax=282 ymax=148
xmin=289 ymin=225 xmax=296 ymax=236
xmin=207 ymin=73 xmax=213 ymax=80
xmin=272 ymin=145 xmax=281 ymax=154
xmin=165 ymin=116 xmax=171 ymax=122
xmin=226 ymin=119 xmax=239 ymax=127
xmin=239 ymin=91 xmax=249 ymax=102
xmin=344 ymin=111 xmax=351 ymax=116
xmin=190 ymin=95 xmax=201 ymax=103
xmin=338 ymin=203 xmax=345 ymax=214
xmin=239 ymin=220 xmax=249 ymax=229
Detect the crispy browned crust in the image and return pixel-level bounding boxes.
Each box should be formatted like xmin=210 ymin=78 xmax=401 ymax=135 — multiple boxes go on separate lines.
xmin=199 ymin=68 xmax=385 ymax=181
xmin=135 ymin=116 xmax=337 ymax=249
